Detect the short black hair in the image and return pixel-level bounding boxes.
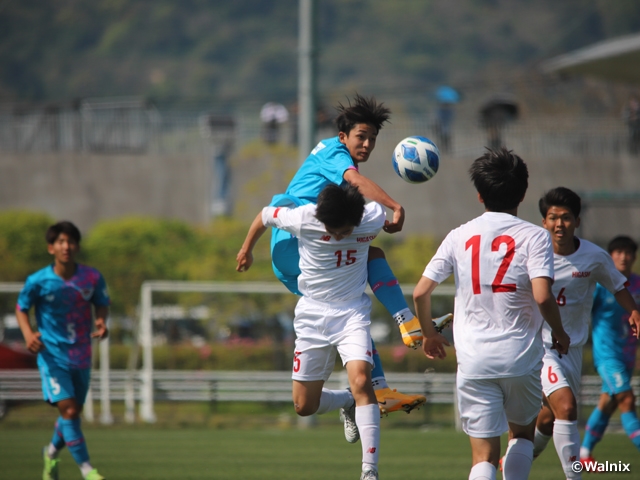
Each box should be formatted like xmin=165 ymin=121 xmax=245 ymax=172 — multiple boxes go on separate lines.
xmin=538 ymin=187 xmax=581 ymax=219
xmin=468 ymin=147 xmax=528 ymax=212
xmin=607 ymin=235 xmax=638 ymax=254
xmin=315 ymin=184 xmax=366 ymax=229
xmin=334 ymin=94 xmax=391 ymax=134
xmin=46 ymin=221 xmax=81 ymax=244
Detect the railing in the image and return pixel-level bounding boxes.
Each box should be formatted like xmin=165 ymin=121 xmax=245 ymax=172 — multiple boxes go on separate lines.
xmin=2 ymin=369 xmax=638 ymax=406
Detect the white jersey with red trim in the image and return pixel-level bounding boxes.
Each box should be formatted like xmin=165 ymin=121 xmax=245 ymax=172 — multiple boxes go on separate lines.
xmin=542 ymin=238 xmax=626 ymax=349
xmin=423 ymin=212 xmax=554 ymax=378
xmin=262 ymin=202 xmax=385 ymax=303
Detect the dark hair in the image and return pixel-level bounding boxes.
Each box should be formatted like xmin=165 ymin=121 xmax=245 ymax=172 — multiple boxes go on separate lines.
xmin=46 ymin=221 xmax=81 ymax=244
xmin=468 ymin=147 xmax=528 ymax=212
xmin=538 ymin=187 xmax=581 ymax=219
xmin=334 ymin=93 xmax=391 ymax=134
xmin=607 ymin=235 xmax=638 ymax=254
xmin=315 ymin=184 xmax=366 ymax=229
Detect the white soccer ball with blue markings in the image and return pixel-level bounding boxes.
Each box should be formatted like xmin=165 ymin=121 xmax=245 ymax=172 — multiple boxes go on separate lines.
xmin=392 ymin=136 xmax=440 ymax=184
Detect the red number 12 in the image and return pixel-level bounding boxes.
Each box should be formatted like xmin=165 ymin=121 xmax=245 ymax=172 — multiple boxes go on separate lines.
xmin=465 ymin=235 xmax=517 ymax=295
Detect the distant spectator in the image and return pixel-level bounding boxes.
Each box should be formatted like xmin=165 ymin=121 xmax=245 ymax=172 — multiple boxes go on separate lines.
xmin=479 ymin=95 xmax=518 ymax=150
xmin=434 ymin=86 xmax=460 ymax=153
xmin=260 ymin=102 xmax=289 ymax=144
xmin=622 ymin=94 xmax=640 ymax=156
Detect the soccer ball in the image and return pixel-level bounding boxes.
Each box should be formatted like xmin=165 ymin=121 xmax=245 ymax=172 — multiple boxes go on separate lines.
xmin=392 ymin=136 xmax=440 ymax=184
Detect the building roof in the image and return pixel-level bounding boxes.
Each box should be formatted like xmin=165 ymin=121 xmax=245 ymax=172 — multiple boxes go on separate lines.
xmin=541 ymin=33 xmax=640 ymax=83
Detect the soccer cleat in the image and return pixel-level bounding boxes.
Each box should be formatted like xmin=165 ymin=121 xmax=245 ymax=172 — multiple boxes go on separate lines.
xmin=396 ymin=316 xmax=423 ymax=349
xmin=580 ymin=457 xmax=597 ymax=469
xmin=84 ymin=469 xmax=106 ymax=480
xmin=375 ymin=387 xmax=426 ymax=416
xmin=42 ymin=447 xmax=60 ymax=480
xmin=340 ymin=399 xmax=360 ymax=444
xmin=360 ymin=468 xmax=379 ymax=480
xmin=433 ymin=313 xmax=453 ymax=333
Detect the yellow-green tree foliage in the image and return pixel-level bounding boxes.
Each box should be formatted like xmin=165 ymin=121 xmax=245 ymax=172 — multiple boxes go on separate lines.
xmin=0 ymin=210 xmax=54 ymax=281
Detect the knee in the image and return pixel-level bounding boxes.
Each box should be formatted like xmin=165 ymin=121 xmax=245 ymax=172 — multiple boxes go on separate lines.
xmin=293 ymin=398 xmax=318 ymax=417
xmin=616 ymin=391 xmax=636 ymax=412
xmin=553 ymin=401 xmax=578 ymax=421
xmin=349 ymin=372 xmax=370 ymax=397
xmin=367 ymin=246 xmax=385 ymax=261
xmin=60 ymin=404 xmax=81 ymax=419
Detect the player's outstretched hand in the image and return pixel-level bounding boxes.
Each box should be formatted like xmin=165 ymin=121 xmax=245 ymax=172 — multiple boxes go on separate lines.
xmin=382 ymin=206 xmax=405 ymax=233
xmin=236 ymin=250 xmax=253 ymax=272
xmin=25 ymin=331 xmax=44 ymax=354
xmin=551 ymin=329 xmax=570 ymax=357
xmin=629 ymin=310 xmax=640 ymax=338
xmin=422 ymin=332 xmax=450 ymax=360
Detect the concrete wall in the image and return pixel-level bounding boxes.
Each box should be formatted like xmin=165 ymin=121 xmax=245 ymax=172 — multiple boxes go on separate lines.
xmin=0 ymin=152 xmax=210 ymax=232
xmin=1 ymin=140 xmax=639 ymax=246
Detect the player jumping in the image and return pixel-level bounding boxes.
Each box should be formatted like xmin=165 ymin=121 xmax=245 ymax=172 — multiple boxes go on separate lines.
xmin=238 ymin=94 xmax=434 ymax=415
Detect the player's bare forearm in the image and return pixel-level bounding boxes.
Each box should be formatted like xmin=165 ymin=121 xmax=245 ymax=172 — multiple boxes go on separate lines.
xmin=236 ymin=212 xmax=267 ymax=272
xmin=343 ymin=169 xmax=404 ymax=232
xmin=92 ymin=306 xmax=109 ymax=339
xmin=532 ymin=277 xmax=570 ymax=353
xmin=614 ymin=289 xmax=640 ymax=338
xmin=413 ymin=276 xmax=449 ymax=358
xmin=15 ymin=307 xmax=43 ymax=353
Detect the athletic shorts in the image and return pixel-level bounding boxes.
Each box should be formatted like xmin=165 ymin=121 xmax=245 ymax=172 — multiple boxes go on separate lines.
xmin=37 ymin=354 xmax=91 ymax=405
xmin=597 ymin=360 xmax=634 ymax=396
xmin=270 ymin=227 xmax=302 ymax=295
xmin=292 ymin=294 xmax=373 ymax=382
xmin=541 ymin=346 xmax=582 ymax=398
xmin=456 ymin=365 xmax=543 ymax=438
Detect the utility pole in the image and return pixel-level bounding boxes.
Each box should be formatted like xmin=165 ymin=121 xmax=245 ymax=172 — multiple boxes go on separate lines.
xmin=298 ymin=0 xmax=317 ymax=165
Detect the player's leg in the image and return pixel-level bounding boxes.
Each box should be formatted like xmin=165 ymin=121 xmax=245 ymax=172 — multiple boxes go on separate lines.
xmin=367 ymin=247 xmax=426 ymax=415
xmin=367 ymin=247 xmax=420 ymax=346
xmin=501 ymin=371 xmax=541 ymax=479
xmin=616 ymin=390 xmax=640 ymax=451
xmin=532 ymin=401 xmax=554 ymax=457
xmin=38 ymin=356 xmax=65 ymax=480
xmin=545 ymin=388 xmax=581 ymax=479
xmin=345 ymin=359 xmax=379 ymax=480
xmin=457 ymin=376 xmax=509 ymax=480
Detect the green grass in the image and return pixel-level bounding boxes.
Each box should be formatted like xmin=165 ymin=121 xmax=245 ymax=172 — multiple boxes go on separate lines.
xmin=0 ymin=404 xmax=638 ymax=479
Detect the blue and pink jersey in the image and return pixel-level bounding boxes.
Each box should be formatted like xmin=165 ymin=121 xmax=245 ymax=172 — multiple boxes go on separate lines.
xmin=591 ymin=273 xmax=640 ymax=369
xmin=17 ymin=264 xmax=110 ymax=369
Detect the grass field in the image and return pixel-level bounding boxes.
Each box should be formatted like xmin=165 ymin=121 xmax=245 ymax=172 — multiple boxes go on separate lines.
xmin=1 ymin=402 xmax=638 ymax=480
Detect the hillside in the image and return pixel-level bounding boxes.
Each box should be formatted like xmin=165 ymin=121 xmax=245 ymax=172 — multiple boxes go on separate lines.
xmin=1 ymin=0 xmax=640 ymax=108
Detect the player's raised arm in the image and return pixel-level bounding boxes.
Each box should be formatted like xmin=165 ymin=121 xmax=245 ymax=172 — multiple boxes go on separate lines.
xmin=613 ymin=288 xmax=640 ymax=338
xmin=413 ymin=276 xmax=450 ymax=359
xmin=531 ymin=276 xmax=570 ymax=354
xmin=236 ymin=211 xmax=268 ymax=272
xmin=343 ymin=168 xmax=405 ymax=233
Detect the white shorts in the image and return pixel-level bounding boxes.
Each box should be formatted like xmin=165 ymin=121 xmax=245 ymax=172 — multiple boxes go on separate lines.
xmin=292 ymin=294 xmax=373 ymax=382
xmin=541 ymin=346 xmax=582 ymax=398
xmin=457 ymin=365 xmax=543 ymax=438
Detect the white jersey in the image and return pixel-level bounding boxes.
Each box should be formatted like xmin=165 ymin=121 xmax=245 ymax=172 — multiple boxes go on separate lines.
xmin=262 ymin=202 xmax=385 ymax=303
xmin=423 ymin=212 xmax=554 ymax=378
xmin=542 ymin=238 xmax=626 ymax=349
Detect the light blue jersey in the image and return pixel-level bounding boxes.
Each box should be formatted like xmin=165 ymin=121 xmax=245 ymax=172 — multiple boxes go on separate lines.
xmin=591 ymin=274 xmax=640 ymax=369
xmin=17 ymin=264 xmax=110 ymax=369
xmin=269 ymin=137 xmax=358 ymax=293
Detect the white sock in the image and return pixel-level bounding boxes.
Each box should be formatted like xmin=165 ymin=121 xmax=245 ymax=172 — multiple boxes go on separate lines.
xmin=469 ymin=461 xmax=496 ymax=480
xmin=356 ymin=404 xmax=380 ymax=469
xmin=47 ymin=443 xmax=60 ymax=459
xmin=315 ymin=388 xmax=353 ymax=415
xmin=392 ymin=307 xmax=414 ymax=324
xmin=553 ymin=419 xmax=582 ymax=479
xmin=579 ymin=446 xmax=591 ymax=459
xmin=502 ymin=438 xmax=533 ymax=480
xmin=80 ymin=462 xmax=94 ymax=477
xmin=533 ymin=427 xmax=552 ymax=457
xmin=371 ymin=377 xmax=388 ymax=390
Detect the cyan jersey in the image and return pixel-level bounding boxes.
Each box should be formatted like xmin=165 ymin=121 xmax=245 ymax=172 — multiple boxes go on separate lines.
xmin=283 ymin=136 xmax=357 ymax=204
xmin=17 ymin=264 xmax=110 ymax=369
xmin=591 ymin=273 xmax=640 ymax=368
